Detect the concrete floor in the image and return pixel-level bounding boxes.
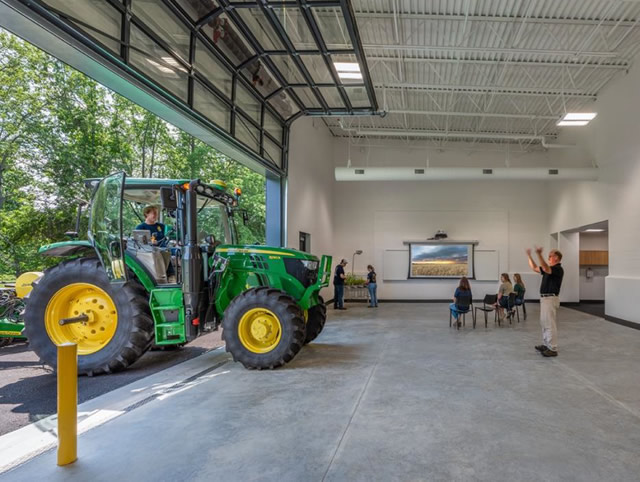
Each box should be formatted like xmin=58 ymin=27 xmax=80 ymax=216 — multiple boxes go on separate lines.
xmin=2 ymin=303 xmax=640 ymax=482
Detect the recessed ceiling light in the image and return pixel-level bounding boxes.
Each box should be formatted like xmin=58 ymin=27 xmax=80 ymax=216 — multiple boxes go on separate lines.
xmin=334 ymin=62 xmax=360 ymax=72
xmin=562 ymin=113 xmax=597 ymax=121
xmin=583 ymin=228 xmax=605 ymax=232
xmin=557 ymin=120 xmax=590 ymax=127
xmin=337 ymin=72 xmax=363 ymax=80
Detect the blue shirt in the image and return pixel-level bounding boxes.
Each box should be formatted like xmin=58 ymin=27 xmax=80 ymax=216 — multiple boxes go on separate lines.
xmin=136 ymin=222 xmax=165 ymax=242
xmin=334 ymin=265 xmax=345 ymax=285
xmin=454 ymin=288 xmax=472 ymax=302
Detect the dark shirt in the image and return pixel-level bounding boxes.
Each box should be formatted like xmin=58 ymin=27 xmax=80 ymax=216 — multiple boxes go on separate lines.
xmin=136 ymin=222 xmax=166 ymax=242
xmin=334 ymin=265 xmax=345 ymax=285
xmin=454 ymin=288 xmax=472 ymax=300
xmin=367 ymin=271 xmax=377 ymax=284
xmin=514 ymin=283 xmax=525 ymax=299
xmin=454 ymin=288 xmax=472 ymax=307
xmin=539 ymin=264 xmax=563 ymax=295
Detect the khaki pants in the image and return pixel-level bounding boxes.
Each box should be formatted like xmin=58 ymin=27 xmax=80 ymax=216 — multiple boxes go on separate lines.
xmin=540 ymin=296 xmax=560 ymax=351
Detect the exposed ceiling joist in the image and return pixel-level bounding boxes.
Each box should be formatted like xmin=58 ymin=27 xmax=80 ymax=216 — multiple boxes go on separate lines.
xmin=367 ymin=56 xmax=629 ymax=71
xmin=355 ymin=12 xmax=638 ymax=28
xmin=387 ymin=110 xmax=559 ymax=121
xmin=364 ymin=44 xmax=619 ymax=58
xmin=376 ymin=83 xmax=597 ymax=98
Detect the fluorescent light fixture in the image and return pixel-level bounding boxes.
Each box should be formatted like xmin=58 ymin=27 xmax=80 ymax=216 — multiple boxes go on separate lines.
xmin=562 ymin=113 xmax=597 ymax=121
xmin=334 ymin=62 xmax=360 ymax=72
xmin=338 ymin=72 xmax=363 ymax=80
xmin=557 ymin=120 xmax=590 ymax=126
xmin=583 ymin=228 xmax=605 ymax=232
xmin=557 ymin=112 xmax=597 ymax=127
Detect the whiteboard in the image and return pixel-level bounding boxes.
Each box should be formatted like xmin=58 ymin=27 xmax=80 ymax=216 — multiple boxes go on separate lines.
xmin=383 ymin=250 xmax=409 ymax=280
xmin=474 ymin=250 xmax=499 ymax=281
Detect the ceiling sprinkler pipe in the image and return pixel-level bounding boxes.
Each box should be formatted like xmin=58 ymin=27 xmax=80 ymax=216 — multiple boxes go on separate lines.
xmin=335 ymin=167 xmax=599 ymax=181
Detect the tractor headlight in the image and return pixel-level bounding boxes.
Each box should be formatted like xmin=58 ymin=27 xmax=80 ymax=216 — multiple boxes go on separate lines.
xmin=300 ymin=260 xmax=318 ymax=271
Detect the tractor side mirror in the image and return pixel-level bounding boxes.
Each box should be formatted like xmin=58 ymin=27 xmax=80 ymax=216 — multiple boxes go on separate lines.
xmin=160 ymin=186 xmax=177 ymax=210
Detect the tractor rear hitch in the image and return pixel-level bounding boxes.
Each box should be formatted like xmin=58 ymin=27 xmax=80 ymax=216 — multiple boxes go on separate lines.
xmin=59 ymin=314 xmax=89 ymax=325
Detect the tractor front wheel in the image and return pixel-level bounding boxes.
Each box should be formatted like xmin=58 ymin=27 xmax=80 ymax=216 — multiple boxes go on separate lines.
xmin=0 ymin=338 xmax=13 ymax=348
xmin=24 ymin=257 xmax=154 ymax=375
xmin=304 ymin=296 xmax=327 ymax=344
xmin=222 ymin=287 xmax=306 ymax=369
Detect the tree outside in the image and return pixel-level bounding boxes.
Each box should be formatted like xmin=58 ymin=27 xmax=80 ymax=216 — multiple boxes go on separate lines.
xmin=0 ymin=29 xmax=266 ymax=277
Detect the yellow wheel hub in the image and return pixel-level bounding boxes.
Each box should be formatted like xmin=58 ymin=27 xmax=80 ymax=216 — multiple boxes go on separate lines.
xmin=238 ymin=308 xmax=282 ymax=353
xmin=45 ymin=283 xmax=118 ymax=355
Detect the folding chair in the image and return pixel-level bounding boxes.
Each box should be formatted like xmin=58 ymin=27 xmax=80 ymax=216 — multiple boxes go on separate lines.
xmin=473 ymin=294 xmax=497 ymax=328
xmin=449 ymin=293 xmax=472 ymax=330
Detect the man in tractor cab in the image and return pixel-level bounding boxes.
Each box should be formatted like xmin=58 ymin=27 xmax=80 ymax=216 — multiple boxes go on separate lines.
xmin=136 ymin=205 xmax=167 ymax=246
xmin=136 ymin=205 xmax=176 ymax=283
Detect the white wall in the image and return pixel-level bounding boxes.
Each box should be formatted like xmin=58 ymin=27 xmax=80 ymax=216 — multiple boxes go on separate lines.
xmin=330 ymin=139 xmax=549 ymax=300
xmin=287 ymin=118 xmax=336 ymax=299
xmin=547 ymin=52 xmax=640 ymax=324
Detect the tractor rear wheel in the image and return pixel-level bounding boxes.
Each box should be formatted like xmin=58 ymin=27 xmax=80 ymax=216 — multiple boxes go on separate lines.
xmin=304 ymin=296 xmax=327 ymax=344
xmin=222 ymin=287 xmax=306 ymax=369
xmin=24 ymin=257 xmax=154 ymax=375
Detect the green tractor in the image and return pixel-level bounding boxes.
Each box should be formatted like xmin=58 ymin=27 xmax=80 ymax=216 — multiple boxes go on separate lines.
xmin=24 ymin=172 xmax=331 ymax=374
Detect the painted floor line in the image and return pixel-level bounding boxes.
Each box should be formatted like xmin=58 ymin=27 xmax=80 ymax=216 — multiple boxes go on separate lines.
xmin=0 ymin=348 xmax=230 ymax=474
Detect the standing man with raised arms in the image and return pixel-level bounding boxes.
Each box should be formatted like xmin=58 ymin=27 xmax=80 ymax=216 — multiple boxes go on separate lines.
xmin=526 ymin=246 xmax=564 ymax=357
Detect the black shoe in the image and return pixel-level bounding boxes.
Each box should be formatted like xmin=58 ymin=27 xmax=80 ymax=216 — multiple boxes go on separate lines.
xmin=541 ymin=348 xmax=558 ymax=357
xmin=338 ymin=307 xmax=347 ymax=310
xmin=535 ymin=345 xmax=546 ymax=352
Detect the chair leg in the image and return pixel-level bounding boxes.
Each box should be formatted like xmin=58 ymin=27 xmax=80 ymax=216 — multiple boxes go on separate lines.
xmin=523 ymin=303 xmax=527 ymax=320
xmin=449 ymin=310 xmax=452 ymax=327
xmin=516 ymin=306 xmax=520 ymax=323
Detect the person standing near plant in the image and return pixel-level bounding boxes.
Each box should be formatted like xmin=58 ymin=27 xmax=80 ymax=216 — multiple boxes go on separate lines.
xmin=366 ymin=265 xmax=378 ymax=308
xmin=333 ymin=258 xmax=348 ymax=310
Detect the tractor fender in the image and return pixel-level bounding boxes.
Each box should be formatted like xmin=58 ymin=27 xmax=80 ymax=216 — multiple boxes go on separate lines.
xmin=38 ymin=240 xmax=95 ymax=257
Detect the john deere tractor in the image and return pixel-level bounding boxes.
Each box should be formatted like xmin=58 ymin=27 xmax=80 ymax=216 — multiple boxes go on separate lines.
xmin=24 ymin=172 xmax=331 ymax=374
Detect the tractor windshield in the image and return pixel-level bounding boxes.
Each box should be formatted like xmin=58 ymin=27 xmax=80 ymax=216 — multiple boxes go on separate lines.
xmin=197 ymin=199 xmax=236 ymax=245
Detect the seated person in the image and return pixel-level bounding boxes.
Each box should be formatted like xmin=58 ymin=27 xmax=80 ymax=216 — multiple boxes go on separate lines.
xmin=495 ymin=273 xmax=514 ymax=321
xmin=513 ymin=273 xmax=526 ymax=301
xmin=450 ymin=277 xmax=472 ymax=325
xmin=136 ymin=205 xmax=176 ymax=283
xmin=136 ymin=205 xmax=167 ymax=247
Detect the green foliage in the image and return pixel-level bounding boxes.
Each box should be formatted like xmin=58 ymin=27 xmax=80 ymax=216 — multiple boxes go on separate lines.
xmin=0 ymin=29 xmax=265 ymax=276
xmin=344 ymin=274 xmax=366 ymax=286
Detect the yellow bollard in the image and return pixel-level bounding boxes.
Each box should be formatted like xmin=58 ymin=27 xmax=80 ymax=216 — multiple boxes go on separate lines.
xmin=57 ymin=343 xmax=77 ymax=466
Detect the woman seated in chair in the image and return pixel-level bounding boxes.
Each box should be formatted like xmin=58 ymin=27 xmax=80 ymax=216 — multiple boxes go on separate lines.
xmin=450 ymin=277 xmax=472 ymax=325
xmin=495 ymin=273 xmax=514 ymax=321
xmin=513 ymin=273 xmax=525 ymax=301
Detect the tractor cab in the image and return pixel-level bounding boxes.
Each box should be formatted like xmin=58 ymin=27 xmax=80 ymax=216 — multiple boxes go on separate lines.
xmin=85 ymin=173 xmax=240 ymax=287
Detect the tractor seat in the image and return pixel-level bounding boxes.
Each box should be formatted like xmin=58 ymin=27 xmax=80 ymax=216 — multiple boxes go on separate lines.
xmin=126 ymin=244 xmax=171 ymax=284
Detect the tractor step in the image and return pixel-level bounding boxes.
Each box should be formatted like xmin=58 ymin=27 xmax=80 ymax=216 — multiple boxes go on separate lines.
xmin=149 ymin=288 xmax=186 ymax=345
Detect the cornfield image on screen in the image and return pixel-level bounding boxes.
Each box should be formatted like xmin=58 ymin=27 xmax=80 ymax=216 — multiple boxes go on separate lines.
xmin=410 ymin=245 xmax=469 ymax=277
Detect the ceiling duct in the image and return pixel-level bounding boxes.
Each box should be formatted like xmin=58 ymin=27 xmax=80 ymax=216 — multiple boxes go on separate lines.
xmin=335 ymin=167 xmax=598 ymax=182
